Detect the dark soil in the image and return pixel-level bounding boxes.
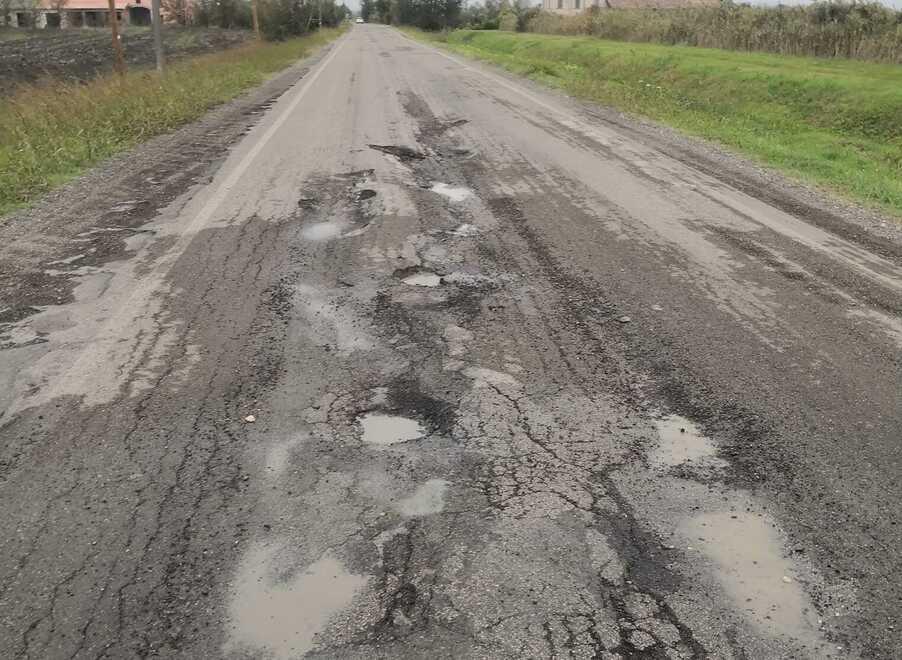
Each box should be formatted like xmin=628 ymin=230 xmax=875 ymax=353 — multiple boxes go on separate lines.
xmin=0 ymin=26 xmax=251 ymax=95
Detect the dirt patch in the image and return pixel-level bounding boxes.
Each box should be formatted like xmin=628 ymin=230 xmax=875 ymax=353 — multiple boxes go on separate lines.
xmin=0 ymin=27 xmax=251 ymax=95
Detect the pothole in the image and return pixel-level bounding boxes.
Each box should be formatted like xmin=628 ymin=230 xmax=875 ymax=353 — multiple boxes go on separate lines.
xmin=368 ymin=144 xmax=426 ymax=162
xmin=358 ymin=413 xmax=426 ymax=446
xmin=682 ymin=511 xmax=828 ymax=651
xmin=301 ymin=220 xmax=348 ymax=241
xmin=227 ymin=545 xmax=366 ymax=659
xmin=430 ymin=182 xmax=473 ymax=203
xmin=402 ymin=272 xmax=442 ymax=287
xmin=356 ymin=189 xmax=377 ymax=202
xmin=651 ymin=414 xmax=726 ymax=469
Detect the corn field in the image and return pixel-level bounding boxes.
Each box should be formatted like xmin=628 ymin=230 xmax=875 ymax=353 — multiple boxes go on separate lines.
xmin=527 ymin=2 xmax=902 ymax=63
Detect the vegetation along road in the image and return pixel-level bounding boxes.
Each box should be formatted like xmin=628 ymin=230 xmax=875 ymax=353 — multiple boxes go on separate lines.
xmin=1 ymin=23 xmax=901 ymax=659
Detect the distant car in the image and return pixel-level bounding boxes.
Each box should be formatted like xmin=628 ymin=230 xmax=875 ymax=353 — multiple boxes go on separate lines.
xmin=355 ymin=17 xmax=364 ymax=23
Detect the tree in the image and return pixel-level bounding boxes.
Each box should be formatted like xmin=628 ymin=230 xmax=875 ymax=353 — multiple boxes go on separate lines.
xmin=161 ymin=0 xmax=191 ymax=25
xmin=360 ymin=0 xmax=374 ymax=21
xmin=48 ymin=0 xmax=69 ymax=27
xmin=374 ymin=0 xmax=390 ymax=22
xmin=391 ymin=0 xmax=461 ymax=30
xmin=461 ymin=0 xmax=501 ymax=29
xmin=499 ymin=0 xmax=537 ymax=31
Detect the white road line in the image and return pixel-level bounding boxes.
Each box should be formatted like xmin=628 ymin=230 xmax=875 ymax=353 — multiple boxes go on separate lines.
xmin=188 ymin=35 xmax=349 ymax=232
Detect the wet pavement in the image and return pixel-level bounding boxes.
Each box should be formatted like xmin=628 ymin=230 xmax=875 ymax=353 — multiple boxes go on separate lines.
xmin=0 ymin=25 xmax=900 ymax=660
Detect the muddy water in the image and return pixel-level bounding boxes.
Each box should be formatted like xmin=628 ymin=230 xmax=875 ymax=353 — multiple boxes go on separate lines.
xmin=226 ymin=545 xmax=366 ymax=659
xmin=402 ymin=272 xmax=442 ymax=287
xmin=651 ymin=414 xmax=726 ymax=468
xmin=359 ymin=413 xmax=425 ymax=445
xmin=683 ymin=511 xmax=829 ymax=653
xmin=301 ymin=220 xmax=348 ymax=241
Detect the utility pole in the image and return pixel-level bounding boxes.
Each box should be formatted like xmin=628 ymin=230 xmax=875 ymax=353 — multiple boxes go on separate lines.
xmin=107 ymin=0 xmax=126 ymax=76
xmin=318 ymin=0 xmax=322 ymax=28
xmin=151 ymin=0 xmax=164 ymax=73
xmin=251 ymin=0 xmax=260 ymax=40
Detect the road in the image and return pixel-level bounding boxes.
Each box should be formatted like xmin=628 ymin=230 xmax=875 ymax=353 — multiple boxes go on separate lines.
xmin=1 ymin=25 xmax=901 ymax=659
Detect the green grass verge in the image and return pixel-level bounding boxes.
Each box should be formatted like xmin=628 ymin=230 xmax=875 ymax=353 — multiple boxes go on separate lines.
xmin=406 ymin=29 xmax=902 ymax=217
xmin=0 ymin=28 xmax=342 ymax=216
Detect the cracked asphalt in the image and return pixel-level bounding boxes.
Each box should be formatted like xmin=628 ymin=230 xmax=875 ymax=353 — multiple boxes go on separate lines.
xmin=1 ymin=25 xmax=901 ymax=660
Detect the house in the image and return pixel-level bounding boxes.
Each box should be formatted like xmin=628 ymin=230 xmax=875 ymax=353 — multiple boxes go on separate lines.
xmin=541 ymin=0 xmax=719 ymax=14
xmin=5 ymin=0 xmax=157 ymax=29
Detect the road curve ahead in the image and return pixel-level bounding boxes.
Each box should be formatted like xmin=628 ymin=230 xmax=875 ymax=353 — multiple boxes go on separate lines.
xmin=2 ymin=25 xmax=901 ymax=660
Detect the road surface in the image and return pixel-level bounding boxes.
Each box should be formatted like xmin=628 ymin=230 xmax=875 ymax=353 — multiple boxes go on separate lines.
xmin=1 ymin=25 xmax=901 ymax=659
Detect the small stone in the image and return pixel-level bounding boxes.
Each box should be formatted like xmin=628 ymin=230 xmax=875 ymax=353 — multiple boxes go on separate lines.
xmin=782 ymin=576 xmax=793 ymax=583
xmin=617 ymin=315 xmax=632 ymax=323
xmin=244 ymin=415 xmax=256 ymax=423
xmin=651 ymin=304 xmax=663 ymax=311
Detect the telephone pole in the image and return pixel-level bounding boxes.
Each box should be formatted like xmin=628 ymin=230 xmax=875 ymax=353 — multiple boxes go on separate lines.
xmin=107 ymin=0 xmax=126 ymax=76
xmin=151 ymin=0 xmax=164 ymax=73
xmin=251 ymin=0 xmax=261 ymax=40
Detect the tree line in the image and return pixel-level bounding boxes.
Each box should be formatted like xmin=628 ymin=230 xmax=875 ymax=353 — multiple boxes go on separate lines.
xmin=358 ymin=0 xmax=538 ymax=32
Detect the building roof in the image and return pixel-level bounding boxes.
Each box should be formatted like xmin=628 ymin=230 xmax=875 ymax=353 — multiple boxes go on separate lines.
xmin=33 ymin=0 xmax=139 ymax=10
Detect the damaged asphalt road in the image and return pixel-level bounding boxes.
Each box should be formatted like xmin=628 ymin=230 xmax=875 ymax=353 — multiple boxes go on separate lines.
xmin=1 ymin=25 xmax=901 ymax=660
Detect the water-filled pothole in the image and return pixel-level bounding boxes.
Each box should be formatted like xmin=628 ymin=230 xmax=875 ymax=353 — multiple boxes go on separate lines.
xmin=402 ymin=272 xmax=442 ymax=287
xmin=359 ymin=413 xmax=425 ymax=446
xmin=301 ymin=220 xmax=348 ymax=241
xmin=651 ymin=414 xmax=725 ymax=469
xmin=430 ymin=182 xmax=473 ymax=203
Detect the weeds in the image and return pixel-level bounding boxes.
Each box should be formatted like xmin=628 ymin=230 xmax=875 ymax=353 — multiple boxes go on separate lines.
xmin=529 ymin=2 xmax=902 ymax=64
xmin=0 ymin=28 xmax=341 ymax=215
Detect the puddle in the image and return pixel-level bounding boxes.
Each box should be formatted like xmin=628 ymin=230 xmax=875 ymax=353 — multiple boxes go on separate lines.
xmin=430 ymin=182 xmax=473 ymax=203
xmin=396 ymin=479 xmax=449 ymax=517
xmin=302 ymin=220 xmax=348 ymax=241
xmin=683 ymin=512 xmax=827 ymax=650
xmin=227 ymin=545 xmax=366 ymax=659
xmin=651 ymin=415 xmax=726 ymax=468
xmin=402 ymin=272 xmax=442 ymax=287
xmin=359 ymin=413 xmax=425 ymax=446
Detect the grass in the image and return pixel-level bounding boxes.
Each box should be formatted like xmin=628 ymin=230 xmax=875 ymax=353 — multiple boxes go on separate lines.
xmin=407 ymin=29 xmax=902 ymax=217
xmin=0 ymin=28 xmax=342 ymax=215
xmin=0 ymin=27 xmax=29 ymax=41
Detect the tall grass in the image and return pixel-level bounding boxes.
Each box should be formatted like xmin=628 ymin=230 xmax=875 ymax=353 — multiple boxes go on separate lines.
xmin=0 ymin=28 xmax=341 ymax=215
xmin=528 ymin=2 xmax=902 ymax=63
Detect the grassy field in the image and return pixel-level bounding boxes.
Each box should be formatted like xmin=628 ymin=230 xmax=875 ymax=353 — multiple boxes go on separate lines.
xmin=0 ymin=28 xmax=28 ymax=42
xmin=0 ymin=28 xmax=341 ymax=216
xmin=410 ymin=29 xmax=902 ymax=217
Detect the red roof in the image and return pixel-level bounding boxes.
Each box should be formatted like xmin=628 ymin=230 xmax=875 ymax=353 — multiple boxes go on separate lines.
xmin=36 ymin=0 xmax=138 ymax=9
